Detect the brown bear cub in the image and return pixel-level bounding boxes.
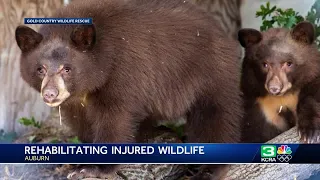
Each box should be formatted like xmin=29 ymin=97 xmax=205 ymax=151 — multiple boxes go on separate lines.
xmin=238 ymin=21 xmax=320 ymax=143
xmin=15 ymin=0 xmax=243 ymax=179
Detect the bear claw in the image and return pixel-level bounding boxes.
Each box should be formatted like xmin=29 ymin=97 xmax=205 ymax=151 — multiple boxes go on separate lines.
xmin=298 ymin=129 xmax=320 ymax=144
xmin=66 ymin=165 xmax=116 ymax=180
xmin=80 ymin=169 xmax=86 ymax=174
xmin=66 ymin=166 xmax=98 ymax=179
xmin=67 ymin=172 xmax=77 ymax=179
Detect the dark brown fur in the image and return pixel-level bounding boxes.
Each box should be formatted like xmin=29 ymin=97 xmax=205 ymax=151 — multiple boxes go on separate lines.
xmin=238 ymin=22 xmax=320 ymax=143
xmin=16 ymin=0 xmax=243 ymax=179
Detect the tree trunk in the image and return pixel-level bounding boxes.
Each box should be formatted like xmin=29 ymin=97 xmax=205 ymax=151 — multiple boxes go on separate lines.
xmin=0 ymin=0 xmax=63 ymax=135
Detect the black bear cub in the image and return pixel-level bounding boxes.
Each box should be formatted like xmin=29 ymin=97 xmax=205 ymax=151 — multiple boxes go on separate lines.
xmin=15 ymin=0 xmax=243 ymax=179
xmin=238 ymin=21 xmax=320 ymax=143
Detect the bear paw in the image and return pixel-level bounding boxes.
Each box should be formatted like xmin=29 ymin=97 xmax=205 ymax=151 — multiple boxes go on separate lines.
xmin=298 ymin=127 xmax=320 ymax=144
xmin=67 ymin=165 xmax=117 ymax=179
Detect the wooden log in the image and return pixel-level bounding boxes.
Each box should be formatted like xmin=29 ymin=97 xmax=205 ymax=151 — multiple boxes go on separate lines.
xmin=0 ymin=0 xmax=63 ymax=135
xmin=226 ymin=127 xmax=320 ymax=180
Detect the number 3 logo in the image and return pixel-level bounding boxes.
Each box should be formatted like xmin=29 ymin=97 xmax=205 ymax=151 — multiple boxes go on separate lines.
xmin=261 ymin=145 xmax=276 ymax=158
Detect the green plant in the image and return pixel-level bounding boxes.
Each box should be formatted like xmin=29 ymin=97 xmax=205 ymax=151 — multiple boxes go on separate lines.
xmin=306 ymin=0 xmax=320 ymax=47
xmin=18 ymin=117 xmax=41 ymax=129
xmin=256 ymin=1 xmax=320 ymax=49
xmin=163 ymin=123 xmax=185 ymax=140
xmin=256 ymin=2 xmax=304 ymax=31
xmin=67 ymin=136 xmax=81 ymax=143
xmin=49 ymin=138 xmax=62 ymax=143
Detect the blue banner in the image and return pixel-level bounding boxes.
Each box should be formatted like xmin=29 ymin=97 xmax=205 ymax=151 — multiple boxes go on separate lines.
xmin=24 ymin=18 xmax=92 ymax=24
xmin=0 ymin=143 xmax=318 ymax=164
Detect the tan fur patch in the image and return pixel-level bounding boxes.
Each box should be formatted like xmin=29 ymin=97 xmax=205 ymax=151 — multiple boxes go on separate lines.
xmin=81 ymin=93 xmax=88 ymax=107
xmin=257 ymin=91 xmax=299 ymax=131
xmin=41 ymin=75 xmax=71 ymax=107
xmin=58 ymin=65 xmax=64 ymax=72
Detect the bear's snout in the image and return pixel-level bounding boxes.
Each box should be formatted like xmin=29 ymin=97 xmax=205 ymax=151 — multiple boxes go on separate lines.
xmin=42 ymin=87 xmax=59 ymax=103
xmin=268 ymin=85 xmax=281 ymax=95
xmin=266 ymin=75 xmax=283 ymax=95
xmin=40 ymin=74 xmax=71 ymax=107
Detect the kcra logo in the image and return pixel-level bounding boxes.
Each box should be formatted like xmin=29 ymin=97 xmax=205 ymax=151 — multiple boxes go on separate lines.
xmin=260 ymin=145 xmax=292 ymax=163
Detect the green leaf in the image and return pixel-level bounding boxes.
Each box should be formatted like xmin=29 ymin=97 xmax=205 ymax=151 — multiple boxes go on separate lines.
xmin=162 ymin=123 xmax=185 ymax=140
xmin=19 ymin=118 xmax=33 ymax=126
xmin=256 ymin=11 xmax=263 ymax=17
xmin=270 ymin=6 xmax=277 ymax=13
xmin=260 ymin=4 xmax=266 ymax=12
xmin=276 ymin=8 xmax=284 ymax=14
xmin=50 ymin=138 xmax=61 ymax=143
xmin=18 ymin=117 xmax=41 ymax=129
xmin=261 ymin=20 xmax=275 ymax=31
xmin=296 ymin=15 xmax=305 ymax=23
xmin=285 ymin=16 xmax=297 ymax=28
xmin=67 ymin=136 xmax=81 ymax=144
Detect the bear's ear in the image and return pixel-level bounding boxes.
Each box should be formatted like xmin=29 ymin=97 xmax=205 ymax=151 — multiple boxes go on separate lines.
xmin=238 ymin=28 xmax=262 ymax=48
xmin=291 ymin=21 xmax=315 ymax=44
xmin=15 ymin=25 xmax=43 ymax=53
xmin=70 ymin=24 xmax=96 ymax=49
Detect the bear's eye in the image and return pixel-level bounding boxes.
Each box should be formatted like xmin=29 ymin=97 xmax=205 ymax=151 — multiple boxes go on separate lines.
xmin=37 ymin=67 xmax=46 ymax=75
xmin=262 ymin=62 xmax=268 ymax=68
xmin=286 ymin=62 xmax=293 ymax=67
xmin=63 ymin=67 xmax=71 ymax=73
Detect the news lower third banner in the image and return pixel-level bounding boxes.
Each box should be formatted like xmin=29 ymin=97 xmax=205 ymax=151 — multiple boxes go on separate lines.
xmin=24 ymin=18 xmax=92 ymax=25
xmin=0 ymin=144 xmax=318 ymax=164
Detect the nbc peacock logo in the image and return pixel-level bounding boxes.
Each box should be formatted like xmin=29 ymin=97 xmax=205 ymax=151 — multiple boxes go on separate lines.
xmin=276 ymin=145 xmax=292 ymax=162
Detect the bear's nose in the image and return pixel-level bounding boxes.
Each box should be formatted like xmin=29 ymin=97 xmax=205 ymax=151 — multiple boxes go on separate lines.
xmin=43 ymin=88 xmax=59 ymax=103
xmin=269 ymin=86 xmax=281 ymax=95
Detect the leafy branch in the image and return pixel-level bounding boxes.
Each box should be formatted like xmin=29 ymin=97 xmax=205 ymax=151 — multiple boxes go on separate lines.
xmin=256 ymin=2 xmax=304 ymax=31
xmin=18 ymin=117 xmax=41 ymax=129
xmin=305 ymin=0 xmax=320 ymax=47
xmin=256 ymin=1 xmax=320 ymax=49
